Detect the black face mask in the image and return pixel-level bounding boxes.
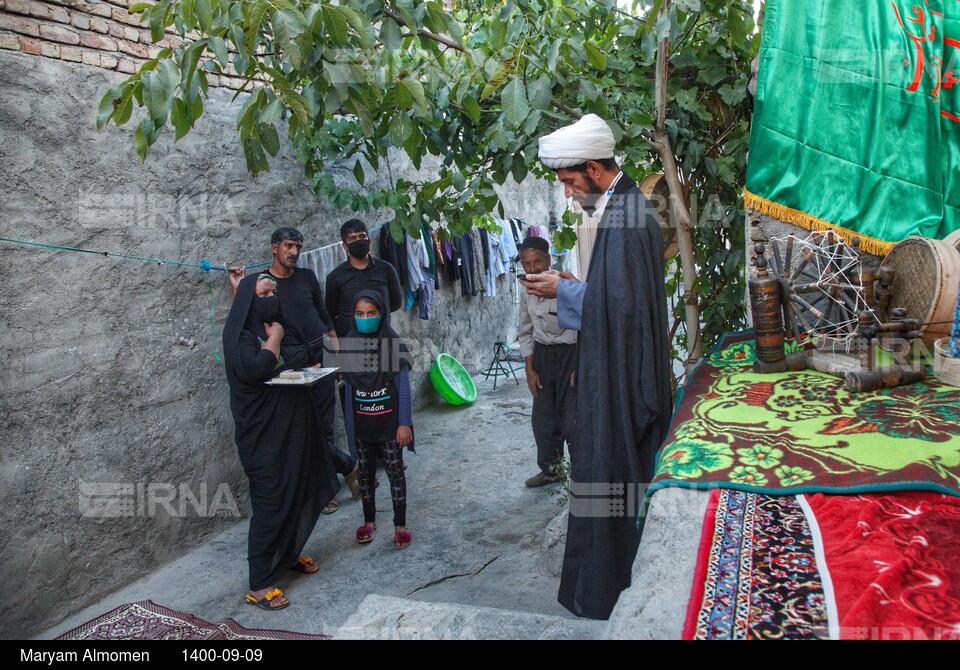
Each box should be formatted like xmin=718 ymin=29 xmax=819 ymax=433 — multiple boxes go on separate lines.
xmin=347 ymin=239 xmax=370 ymax=259
xmin=250 ymin=295 xmax=280 ymax=325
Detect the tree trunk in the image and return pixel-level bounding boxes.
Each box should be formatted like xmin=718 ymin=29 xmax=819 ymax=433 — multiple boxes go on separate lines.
xmin=653 ymin=0 xmax=702 ymax=373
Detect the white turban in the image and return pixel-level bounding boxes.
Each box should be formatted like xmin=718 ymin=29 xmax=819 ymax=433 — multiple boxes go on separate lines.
xmin=538 ymin=114 xmax=615 ymax=169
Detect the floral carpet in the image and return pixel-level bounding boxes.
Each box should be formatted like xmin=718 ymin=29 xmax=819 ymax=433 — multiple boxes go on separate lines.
xmin=55 ymin=601 xmax=329 ymax=640
xmin=650 ymin=331 xmax=960 ymax=497
xmin=684 ymin=490 xmax=828 ymax=640
xmin=684 ymin=490 xmax=960 ymax=640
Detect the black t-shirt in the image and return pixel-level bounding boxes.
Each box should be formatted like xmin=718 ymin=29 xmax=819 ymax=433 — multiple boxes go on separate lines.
xmin=351 ymin=378 xmax=400 ymax=443
xmin=324 ymin=257 xmax=403 ymax=338
xmin=267 ymin=268 xmax=334 ymax=352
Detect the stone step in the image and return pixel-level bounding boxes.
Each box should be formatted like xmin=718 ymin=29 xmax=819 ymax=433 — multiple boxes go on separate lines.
xmin=335 ymin=594 xmax=605 ymax=640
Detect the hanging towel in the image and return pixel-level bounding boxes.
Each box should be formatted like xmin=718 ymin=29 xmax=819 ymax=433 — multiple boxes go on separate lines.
xmin=298 ymin=244 xmax=348 ymax=284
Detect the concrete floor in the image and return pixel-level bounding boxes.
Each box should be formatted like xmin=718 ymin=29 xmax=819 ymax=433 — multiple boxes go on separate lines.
xmin=39 ymin=372 xmax=580 ymax=639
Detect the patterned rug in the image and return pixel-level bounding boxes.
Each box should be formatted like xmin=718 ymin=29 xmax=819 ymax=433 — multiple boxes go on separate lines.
xmin=650 ymin=331 xmax=960 ymax=497
xmin=805 ymin=491 xmax=960 ymax=640
xmin=684 ymin=490 xmax=960 ymax=640
xmin=683 ymin=489 xmax=828 ymax=640
xmin=55 ymin=601 xmax=329 ymax=641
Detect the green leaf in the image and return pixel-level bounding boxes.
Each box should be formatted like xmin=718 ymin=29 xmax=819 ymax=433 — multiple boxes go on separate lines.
xmin=181 ymin=0 xmax=195 ymax=29
xmin=527 ymin=75 xmax=552 ymax=111
xmin=350 ymin=99 xmax=374 ymax=137
xmin=522 ymin=110 xmax=541 ymax=137
xmin=389 ymin=114 xmax=413 ymax=146
xmin=129 ymin=2 xmax=153 ymax=13
xmin=257 ymin=98 xmax=282 ymax=125
xmin=209 ymin=36 xmax=229 ymax=69
xmin=451 ymin=171 xmax=466 ymax=191
xmin=584 ymin=43 xmax=607 ymax=70
xmin=547 ymin=38 xmax=561 ymax=72
xmin=394 ymin=0 xmax=419 ymax=35
xmin=462 ymin=95 xmax=481 ymax=123
xmin=259 ymin=122 xmax=280 ymax=156
xmin=554 ymin=226 xmax=578 ymax=251
xmin=244 ymin=0 xmax=269 ymax=56
xmin=191 ymin=92 xmax=203 ymax=121
xmin=114 ymin=85 xmax=135 ymax=126
xmin=399 ymin=78 xmax=428 ymax=115
xmin=489 ymin=18 xmax=508 ymax=51
xmin=180 ymin=41 xmax=205 ymax=92
xmin=381 ymin=17 xmax=402 ymax=52
xmin=500 ymin=78 xmax=528 ymax=127
xmin=481 ymin=62 xmax=511 ymax=100
xmin=511 ymin=155 xmax=528 ymax=183
xmin=171 ymin=97 xmax=192 ymax=141
xmin=196 ymin=0 xmax=213 ymax=33
xmin=243 ymin=136 xmax=270 ymax=174
xmin=142 ymin=70 xmax=171 ymax=123
xmin=322 ymin=5 xmax=349 ymax=47
xmin=718 ymin=82 xmax=746 ymax=106
xmin=353 ymin=160 xmax=365 ymax=186
xmin=338 ymin=5 xmax=371 ymax=49
xmin=97 ymin=86 xmax=120 ymax=131
xmin=148 ymin=9 xmax=165 ymax=43
xmin=134 ymin=123 xmax=150 ymax=161
xmin=273 ymin=7 xmax=304 ymax=49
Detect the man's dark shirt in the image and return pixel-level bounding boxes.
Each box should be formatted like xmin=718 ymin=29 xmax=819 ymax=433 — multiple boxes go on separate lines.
xmin=325 ymin=256 xmax=403 ymax=338
xmin=267 ymin=268 xmax=334 ymax=350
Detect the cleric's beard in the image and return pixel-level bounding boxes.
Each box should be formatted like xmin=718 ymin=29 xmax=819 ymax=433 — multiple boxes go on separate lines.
xmin=572 ymin=173 xmax=605 ymax=213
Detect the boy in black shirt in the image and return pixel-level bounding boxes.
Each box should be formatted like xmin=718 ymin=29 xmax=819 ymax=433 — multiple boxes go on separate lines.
xmin=325 ymin=219 xmax=403 ymax=339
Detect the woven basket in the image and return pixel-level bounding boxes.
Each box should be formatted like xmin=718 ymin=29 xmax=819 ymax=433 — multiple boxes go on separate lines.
xmin=879 ymin=237 xmax=960 ymax=348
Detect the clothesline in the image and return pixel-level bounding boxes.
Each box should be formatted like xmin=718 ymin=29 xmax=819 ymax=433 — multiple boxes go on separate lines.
xmin=2 ymin=220 xmax=543 ymax=362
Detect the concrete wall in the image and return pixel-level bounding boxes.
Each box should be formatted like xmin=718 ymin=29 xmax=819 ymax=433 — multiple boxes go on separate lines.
xmin=0 ymin=50 xmax=563 ymax=637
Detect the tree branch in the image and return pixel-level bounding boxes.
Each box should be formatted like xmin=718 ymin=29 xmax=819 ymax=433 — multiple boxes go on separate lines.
xmin=384 ymin=10 xmax=467 ymax=53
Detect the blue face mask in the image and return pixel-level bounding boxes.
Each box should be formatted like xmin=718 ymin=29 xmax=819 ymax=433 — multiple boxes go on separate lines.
xmin=355 ymin=315 xmax=381 ymax=335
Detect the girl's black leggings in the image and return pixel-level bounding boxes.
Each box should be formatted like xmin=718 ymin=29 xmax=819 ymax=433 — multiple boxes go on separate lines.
xmin=356 ymin=439 xmax=406 ymax=526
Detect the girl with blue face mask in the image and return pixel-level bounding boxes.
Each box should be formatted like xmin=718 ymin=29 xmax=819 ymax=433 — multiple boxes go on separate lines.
xmin=342 ymin=290 xmax=415 ymax=550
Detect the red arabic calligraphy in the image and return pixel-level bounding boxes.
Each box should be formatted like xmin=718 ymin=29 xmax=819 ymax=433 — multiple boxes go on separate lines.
xmin=892 ymin=0 xmax=959 ymax=123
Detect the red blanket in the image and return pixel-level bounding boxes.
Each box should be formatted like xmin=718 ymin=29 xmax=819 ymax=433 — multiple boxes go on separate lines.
xmin=804 ymin=492 xmax=960 ymax=640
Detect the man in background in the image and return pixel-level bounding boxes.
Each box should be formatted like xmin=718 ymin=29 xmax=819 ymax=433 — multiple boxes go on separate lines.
xmin=517 ymin=237 xmax=578 ymax=489
xmin=325 ymin=218 xmax=403 ymax=340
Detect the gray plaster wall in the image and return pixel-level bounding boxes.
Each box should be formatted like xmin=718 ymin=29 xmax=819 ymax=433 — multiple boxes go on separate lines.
xmin=0 ymin=52 xmax=563 ymax=638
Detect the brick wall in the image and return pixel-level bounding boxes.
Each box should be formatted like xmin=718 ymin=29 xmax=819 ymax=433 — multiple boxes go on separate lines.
xmin=0 ymin=0 xmax=248 ymax=88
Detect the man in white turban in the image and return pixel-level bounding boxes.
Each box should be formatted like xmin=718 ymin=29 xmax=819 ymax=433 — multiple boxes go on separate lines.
xmin=522 ymin=114 xmax=673 ymax=621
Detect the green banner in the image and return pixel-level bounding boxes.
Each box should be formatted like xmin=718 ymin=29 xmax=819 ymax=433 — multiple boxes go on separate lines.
xmin=746 ymin=0 xmax=960 ymax=254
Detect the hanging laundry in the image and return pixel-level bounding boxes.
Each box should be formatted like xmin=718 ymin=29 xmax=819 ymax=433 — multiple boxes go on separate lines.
xmin=423 ymin=225 xmax=439 ymax=285
xmin=418 ymin=276 xmax=435 ymax=320
xmin=297 ymin=244 xmax=348 ymax=284
xmin=442 ymin=238 xmax=460 ymax=283
xmin=378 ymin=228 xmax=409 ymax=287
xmin=457 ymin=233 xmax=477 ymax=296
xmin=509 ymin=218 xmax=523 ymax=248
xmin=479 ymin=229 xmax=491 ymax=272
xmin=471 ymin=229 xmax=485 ymax=296
xmin=495 ymin=218 xmax=520 ymax=263
xmin=404 ymin=232 xmax=428 ymax=292
xmin=433 ymin=230 xmax=446 ymax=281
xmin=482 ymin=226 xmax=509 ymax=297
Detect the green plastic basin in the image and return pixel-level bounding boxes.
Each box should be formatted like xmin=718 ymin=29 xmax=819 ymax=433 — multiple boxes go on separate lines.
xmin=430 ymin=354 xmax=477 ymax=405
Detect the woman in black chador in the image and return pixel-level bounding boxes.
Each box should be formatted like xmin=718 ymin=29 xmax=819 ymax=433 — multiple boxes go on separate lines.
xmin=223 ymin=273 xmax=339 ymax=610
